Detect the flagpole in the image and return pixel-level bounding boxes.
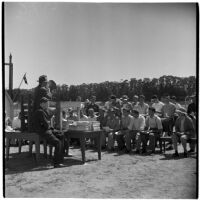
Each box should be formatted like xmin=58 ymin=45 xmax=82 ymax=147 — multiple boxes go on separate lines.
xmin=13 ymin=73 xmax=26 ymax=102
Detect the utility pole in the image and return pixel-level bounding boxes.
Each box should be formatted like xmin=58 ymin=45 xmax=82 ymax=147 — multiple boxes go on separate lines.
xmin=4 ymin=53 xmax=13 ymax=100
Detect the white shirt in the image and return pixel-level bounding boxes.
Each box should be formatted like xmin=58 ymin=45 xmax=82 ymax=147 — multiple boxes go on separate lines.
xmin=128 ymin=115 xmax=145 ymax=131
xmin=12 ymin=117 xmax=21 ymax=129
xmin=79 ymin=115 xmax=89 ymax=121
xmin=145 ymin=115 xmax=163 ymax=130
xmin=152 ymin=101 xmax=164 ymax=113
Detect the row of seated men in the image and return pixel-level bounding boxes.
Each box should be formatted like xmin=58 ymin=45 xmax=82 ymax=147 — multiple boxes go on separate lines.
xmin=32 ymin=75 xmax=196 ymax=167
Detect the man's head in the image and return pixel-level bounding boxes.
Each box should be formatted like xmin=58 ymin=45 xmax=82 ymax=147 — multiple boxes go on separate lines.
xmin=122 ymin=95 xmax=129 ymax=103
xmin=110 ymin=94 xmax=116 ymax=103
xmin=39 ymin=97 xmax=49 ymax=110
xmin=171 ymin=96 xmax=177 ymax=104
xmin=133 ymin=95 xmax=139 ymax=103
xmin=151 ymin=95 xmax=158 ymax=103
xmin=176 ymin=107 xmax=187 ymax=118
xmin=122 ymin=108 xmax=130 ymax=116
xmin=88 ymin=108 xmax=95 ymax=117
xmin=148 ymin=107 xmax=156 ymax=117
xmin=38 ymin=75 xmax=48 ymax=87
xmin=132 ymin=109 xmax=139 ymax=118
xmin=190 ymin=95 xmax=196 ymax=104
xmin=139 ymin=95 xmax=145 ymax=104
xmin=163 ymin=95 xmax=170 ymax=104
xmin=90 ymin=96 xmax=96 ymax=104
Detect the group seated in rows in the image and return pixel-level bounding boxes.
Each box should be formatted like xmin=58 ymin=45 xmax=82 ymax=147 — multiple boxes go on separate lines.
xmin=61 ymin=94 xmax=196 ymax=157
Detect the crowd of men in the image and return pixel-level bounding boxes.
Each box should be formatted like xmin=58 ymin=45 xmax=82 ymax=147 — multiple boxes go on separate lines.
xmin=5 ymin=74 xmax=197 ymax=168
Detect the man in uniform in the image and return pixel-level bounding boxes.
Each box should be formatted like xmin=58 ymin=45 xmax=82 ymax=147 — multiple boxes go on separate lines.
xmin=33 ymin=97 xmax=64 ymax=168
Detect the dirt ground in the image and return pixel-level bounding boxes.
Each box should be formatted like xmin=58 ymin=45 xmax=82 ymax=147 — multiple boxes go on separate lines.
xmin=5 ymin=143 xmax=197 ymax=198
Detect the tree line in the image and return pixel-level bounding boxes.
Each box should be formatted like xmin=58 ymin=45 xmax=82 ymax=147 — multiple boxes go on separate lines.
xmin=11 ymin=75 xmax=196 ymax=103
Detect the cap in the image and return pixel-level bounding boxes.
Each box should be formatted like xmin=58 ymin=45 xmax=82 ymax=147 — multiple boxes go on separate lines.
xmin=38 ymin=75 xmax=47 ymax=83
xmin=122 ymin=95 xmax=129 ymax=100
xmin=110 ymin=95 xmax=116 ymax=100
xmin=176 ymin=107 xmax=187 ymax=115
xmin=152 ymin=95 xmax=158 ymax=99
xmin=40 ymin=97 xmax=49 ymax=104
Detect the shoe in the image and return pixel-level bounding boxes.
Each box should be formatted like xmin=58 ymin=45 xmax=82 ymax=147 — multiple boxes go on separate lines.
xmin=124 ymin=148 xmax=130 ymax=154
xmin=142 ymin=149 xmax=147 ymax=154
xmin=135 ymin=150 xmax=140 ymax=154
xmin=54 ymin=163 xmax=64 ymax=168
xmin=183 ymin=152 xmax=188 ymax=157
xmin=188 ymin=149 xmax=195 ymax=153
xmin=172 ymin=152 xmax=179 ymax=157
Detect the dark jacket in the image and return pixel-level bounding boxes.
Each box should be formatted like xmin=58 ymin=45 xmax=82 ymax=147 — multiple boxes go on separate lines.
xmin=33 ymin=107 xmax=51 ymax=134
xmin=33 ymin=85 xmax=51 ymax=112
xmin=175 ymin=115 xmax=195 ymax=134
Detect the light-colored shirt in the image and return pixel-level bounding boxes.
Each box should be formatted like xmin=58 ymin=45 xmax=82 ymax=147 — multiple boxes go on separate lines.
xmin=88 ymin=115 xmax=97 ymax=121
xmin=134 ymin=103 xmax=149 ymax=115
xmin=121 ymin=114 xmax=133 ymax=129
xmin=12 ymin=117 xmax=21 ymax=129
xmin=152 ymin=101 xmax=164 ymax=113
xmin=174 ymin=103 xmax=182 ymax=110
xmin=128 ymin=115 xmax=145 ymax=131
xmin=79 ymin=115 xmax=89 ymax=121
xmin=162 ymin=102 xmax=176 ymax=118
xmin=145 ymin=115 xmax=163 ymax=130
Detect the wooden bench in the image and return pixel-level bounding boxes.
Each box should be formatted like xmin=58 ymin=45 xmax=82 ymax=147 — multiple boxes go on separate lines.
xmin=5 ymin=131 xmax=49 ymax=163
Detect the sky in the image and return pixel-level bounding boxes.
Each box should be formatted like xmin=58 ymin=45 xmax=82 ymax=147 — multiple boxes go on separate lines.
xmin=4 ymin=2 xmax=197 ymax=89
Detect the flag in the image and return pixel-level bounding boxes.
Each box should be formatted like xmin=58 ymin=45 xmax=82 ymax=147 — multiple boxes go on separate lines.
xmin=23 ymin=73 xmax=28 ymax=84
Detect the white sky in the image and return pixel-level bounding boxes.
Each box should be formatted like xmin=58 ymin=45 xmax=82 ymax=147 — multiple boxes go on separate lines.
xmin=4 ymin=2 xmax=196 ymax=89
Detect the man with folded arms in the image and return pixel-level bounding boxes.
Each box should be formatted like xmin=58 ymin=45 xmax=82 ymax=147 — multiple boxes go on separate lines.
xmin=172 ymin=108 xmax=195 ymax=157
xmin=115 ymin=108 xmax=133 ymax=151
xmin=33 ymin=97 xmax=64 ymax=168
xmin=142 ymin=107 xmax=163 ymax=154
xmin=125 ymin=109 xmax=145 ymax=154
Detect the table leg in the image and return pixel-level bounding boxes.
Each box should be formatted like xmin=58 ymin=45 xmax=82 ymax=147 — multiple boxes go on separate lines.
xmin=6 ymin=138 xmax=10 ymax=161
xmin=66 ymin=135 xmax=70 ymax=156
xmin=80 ymin=136 xmax=86 ymax=163
xmin=29 ymin=141 xmax=33 ymax=156
xmin=35 ymin=139 xmax=40 ymax=163
xmin=18 ymin=139 xmax=22 ymax=154
xmin=97 ymin=132 xmax=102 ymax=160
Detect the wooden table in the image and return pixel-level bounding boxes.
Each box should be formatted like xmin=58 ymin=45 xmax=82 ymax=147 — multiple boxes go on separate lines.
xmin=64 ymin=130 xmax=103 ymax=164
xmin=5 ymin=131 xmax=46 ymax=163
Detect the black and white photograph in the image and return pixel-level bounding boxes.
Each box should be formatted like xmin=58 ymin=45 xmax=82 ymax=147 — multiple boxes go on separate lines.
xmin=3 ymin=2 xmax=197 ymax=198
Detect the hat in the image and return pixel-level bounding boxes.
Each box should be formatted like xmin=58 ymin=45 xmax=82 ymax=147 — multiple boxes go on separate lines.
xmin=176 ymin=107 xmax=187 ymax=115
xmin=133 ymin=95 xmax=139 ymax=99
xmin=40 ymin=97 xmax=49 ymax=104
xmin=152 ymin=95 xmax=158 ymax=99
xmin=122 ymin=95 xmax=129 ymax=100
xmin=110 ymin=95 xmax=116 ymax=100
xmin=38 ymin=75 xmax=47 ymax=83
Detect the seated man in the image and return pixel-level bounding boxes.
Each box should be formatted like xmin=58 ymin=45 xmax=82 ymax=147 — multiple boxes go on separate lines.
xmin=172 ymin=108 xmax=195 ymax=157
xmin=33 ymin=97 xmax=64 ymax=168
xmin=115 ymin=108 xmax=133 ymax=151
xmin=142 ymin=107 xmax=163 ymax=154
xmin=104 ymin=108 xmax=120 ymax=151
xmin=125 ymin=109 xmax=145 ymax=153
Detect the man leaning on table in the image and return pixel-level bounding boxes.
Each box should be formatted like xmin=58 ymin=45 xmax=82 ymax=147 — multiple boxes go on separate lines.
xmin=33 ymin=97 xmax=64 ymax=168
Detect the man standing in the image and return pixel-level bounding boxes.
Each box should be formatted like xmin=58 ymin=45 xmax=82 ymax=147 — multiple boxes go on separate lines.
xmin=172 ymin=108 xmax=195 ymax=157
xmin=134 ymin=95 xmax=149 ymax=117
xmin=151 ymin=95 xmax=164 ymax=117
xmin=33 ymin=97 xmax=64 ymax=168
xmin=33 ymin=75 xmax=52 ymax=113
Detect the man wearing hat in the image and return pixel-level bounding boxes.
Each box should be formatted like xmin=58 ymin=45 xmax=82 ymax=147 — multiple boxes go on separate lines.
xmin=33 ymin=75 xmax=52 ymax=113
xmin=33 ymin=97 xmax=64 ymax=168
xmin=172 ymin=107 xmax=195 ymax=157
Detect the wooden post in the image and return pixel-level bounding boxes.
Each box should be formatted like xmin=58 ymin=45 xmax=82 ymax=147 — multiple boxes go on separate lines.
xmin=21 ymin=95 xmax=25 ymax=132
xmin=9 ymin=54 xmax=13 ymax=100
